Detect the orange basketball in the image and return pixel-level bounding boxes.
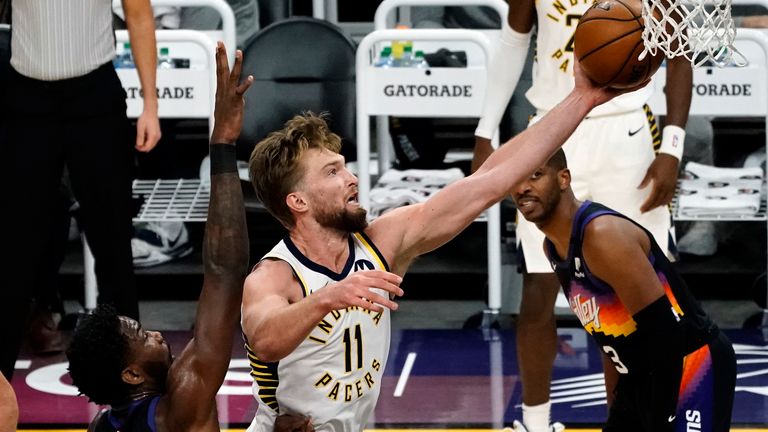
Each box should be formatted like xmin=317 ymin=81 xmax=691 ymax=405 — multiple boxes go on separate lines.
xmin=573 ymin=0 xmax=663 ymax=89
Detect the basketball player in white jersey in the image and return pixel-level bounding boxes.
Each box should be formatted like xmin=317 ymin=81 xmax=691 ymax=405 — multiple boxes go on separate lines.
xmin=241 ymin=58 xmax=650 ymax=431
xmin=471 ymin=1 xmax=693 ymax=431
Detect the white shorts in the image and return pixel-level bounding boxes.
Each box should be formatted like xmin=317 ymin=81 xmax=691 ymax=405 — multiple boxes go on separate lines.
xmin=517 ymin=107 xmax=673 ymax=273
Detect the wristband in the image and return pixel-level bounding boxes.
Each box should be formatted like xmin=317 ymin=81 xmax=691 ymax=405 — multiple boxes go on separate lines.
xmin=659 ymin=125 xmax=685 ymax=161
xmin=210 ymin=144 xmax=238 ymax=175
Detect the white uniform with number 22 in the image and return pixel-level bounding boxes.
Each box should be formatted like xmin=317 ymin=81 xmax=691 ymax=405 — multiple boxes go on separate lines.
xmin=517 ymin=0 xmax=672 ymax=272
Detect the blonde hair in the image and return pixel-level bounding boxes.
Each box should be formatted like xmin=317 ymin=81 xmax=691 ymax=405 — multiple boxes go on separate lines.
xmin=248 ymin=112 xmax=342 ymax=228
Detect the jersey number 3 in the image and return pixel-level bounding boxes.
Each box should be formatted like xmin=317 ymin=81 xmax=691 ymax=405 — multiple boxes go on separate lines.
xmin=343 ymin=324 xmax=363 ymax=373
xmin=603 ymin=345 xmax=629 ymax=374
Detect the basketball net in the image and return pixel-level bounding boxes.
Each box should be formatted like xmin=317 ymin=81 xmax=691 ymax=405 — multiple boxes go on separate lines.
xmin=640 ymin=0 xmax=748 ymax=67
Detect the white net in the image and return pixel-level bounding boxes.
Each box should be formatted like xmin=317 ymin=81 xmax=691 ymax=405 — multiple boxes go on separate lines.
xmin=641 ymin=0 xmax=748 ymax=67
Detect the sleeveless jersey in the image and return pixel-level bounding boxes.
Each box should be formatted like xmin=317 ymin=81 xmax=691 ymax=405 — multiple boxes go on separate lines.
xmin=545 ymin=201 xmax=716 ymax=374
xmin=246 ymin=232 xmax=391 ymax=432
xmin=527 ymin=0 xmax=654 ymax=116
xmin=92 ymin=395 xmax=160 ymax=432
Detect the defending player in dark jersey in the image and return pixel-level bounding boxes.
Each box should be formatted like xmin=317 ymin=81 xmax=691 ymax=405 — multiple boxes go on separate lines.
xmin=512 ymin=149 xmax=735 ymax=432
xmin=66 ymin=43 xmax=252 ymax=432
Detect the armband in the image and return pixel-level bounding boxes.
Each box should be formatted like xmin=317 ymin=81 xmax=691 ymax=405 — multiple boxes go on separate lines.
xmin=659 ymin=125 xmax=685 ymax=161
xmin=210 ymin=144 xmax=238 ymax=175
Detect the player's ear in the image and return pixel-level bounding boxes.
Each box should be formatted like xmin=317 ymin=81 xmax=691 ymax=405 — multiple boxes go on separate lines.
xmin=286 ymin=191 xmax=308 ymax=214
xmin=121 ymin=365 xmax=145 ymax=385
xmin=558 ymin=168 xmax=571 ymax=190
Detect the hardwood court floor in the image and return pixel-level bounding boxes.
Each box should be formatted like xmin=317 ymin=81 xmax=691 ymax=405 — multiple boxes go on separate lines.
xmin=13 ymin=328 xmax=768 ymax=429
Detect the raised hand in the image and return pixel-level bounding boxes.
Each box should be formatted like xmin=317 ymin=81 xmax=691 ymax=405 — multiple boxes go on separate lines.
xmin=317 ymin=270 xmax=404 ymax=313
xmin=211 ymin=41 xmax=254 ymax=144
xmin=573 ymin=58 xmax=651 ymax=108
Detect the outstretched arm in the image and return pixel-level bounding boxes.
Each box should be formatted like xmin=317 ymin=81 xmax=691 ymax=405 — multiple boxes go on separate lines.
xmin=165 ymin=42 xmax=252 ymax=426
xmin=370 ymin=61 xmax=649 ymax=273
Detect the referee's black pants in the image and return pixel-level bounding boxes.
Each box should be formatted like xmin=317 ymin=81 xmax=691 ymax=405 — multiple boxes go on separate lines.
xmin=2 ymin=62 xmax=139 ymax=379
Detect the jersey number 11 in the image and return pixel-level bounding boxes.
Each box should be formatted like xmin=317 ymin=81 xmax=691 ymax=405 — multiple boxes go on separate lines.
xmin=343 ymin=324 xmax=363 ymax=373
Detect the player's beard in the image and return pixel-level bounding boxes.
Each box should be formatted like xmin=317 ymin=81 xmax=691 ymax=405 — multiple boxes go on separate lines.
xmin=316 ymin=205 xmax=368 ymax=233
xmin=521 ymin=190 xmax=561 ymax=224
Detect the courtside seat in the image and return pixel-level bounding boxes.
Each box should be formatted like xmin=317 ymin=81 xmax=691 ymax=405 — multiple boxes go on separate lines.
xmin=237 ymin=17 xmax=357 ymax=162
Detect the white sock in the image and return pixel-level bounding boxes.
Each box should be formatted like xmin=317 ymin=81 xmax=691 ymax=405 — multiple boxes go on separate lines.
xmin=522 ymin=401 xmax=551 ymax=432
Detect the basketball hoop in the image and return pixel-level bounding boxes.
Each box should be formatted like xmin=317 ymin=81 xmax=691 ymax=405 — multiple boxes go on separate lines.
xmin=640 ymin=0 xmax=749 ymax=67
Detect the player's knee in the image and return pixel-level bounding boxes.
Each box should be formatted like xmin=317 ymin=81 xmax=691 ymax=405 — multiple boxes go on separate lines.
xmin=519 ymin=273 xmax=560 ymax=322
xmin=517 ymin=306 xmax=556 ymax=329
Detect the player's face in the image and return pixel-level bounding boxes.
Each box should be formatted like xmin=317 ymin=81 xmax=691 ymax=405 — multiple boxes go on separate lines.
xmin=300 ymin=148 xmax=368 ymax=232
xmin=120 ymin=317 xmax=173 ymax=388
xmin=512 ymin=165 xmax=566 ymax=224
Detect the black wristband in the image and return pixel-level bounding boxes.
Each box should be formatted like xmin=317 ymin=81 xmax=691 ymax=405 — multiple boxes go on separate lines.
xmin=210 ymin=144 xmax=238 ymax=175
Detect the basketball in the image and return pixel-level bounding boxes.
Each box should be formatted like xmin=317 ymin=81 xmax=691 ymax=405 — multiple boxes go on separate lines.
xmin=573 ymin=0 xmax=663 ymax=89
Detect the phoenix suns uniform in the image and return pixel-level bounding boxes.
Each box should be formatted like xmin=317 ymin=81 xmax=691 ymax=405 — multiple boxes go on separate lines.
xmin=545 ymin=201 xmax=735 ymax=431
xmin=91 ymin=395 xmax=161 ymax=432
xmin=517 ymin=0 xmax=673 ymax=272
xmin=245 ymin=232 xmax=390 ymax=432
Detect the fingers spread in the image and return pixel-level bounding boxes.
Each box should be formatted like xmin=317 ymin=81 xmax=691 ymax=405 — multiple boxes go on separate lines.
xmin=215 ymin=42 xmax=229 ymax=84
xmin=230 ymin=49 xmax=243 ymax=85
xmin=360 ymin=275 xmax=404 ymax=297
xmin=218 ymin=42 xmax=230 ymax=71
xmin=358 ymin=291 xmax=397 ymax=312
xmin=365 ymin=269 xmax=403 ymax=285
xmin=236 ymin=75 xmax=254 ymax=96
xmin=357 ymin=298 xmax=384 ymax=313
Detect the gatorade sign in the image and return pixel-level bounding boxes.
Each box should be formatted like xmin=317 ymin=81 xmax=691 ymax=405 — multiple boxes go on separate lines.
xmin=117 ymin=68 xmax=212 ymax=119
xmin=366 ymin=67 xmax=486 ymax=117
xmin=648 ymin=65 xmax=766 ymax=116
xmin=647 ymin=36 xmax=768 ymax=117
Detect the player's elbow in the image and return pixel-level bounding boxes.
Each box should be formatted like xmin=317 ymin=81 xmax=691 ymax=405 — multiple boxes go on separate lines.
xmin=247 ymin=337 xmax=288 ymax=363
xmin=244 ymin=323 xmax=290 ymax=363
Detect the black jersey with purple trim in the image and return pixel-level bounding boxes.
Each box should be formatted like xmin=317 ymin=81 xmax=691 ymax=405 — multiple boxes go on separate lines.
xmin=544 ymin=201 xmax=717 ymax=374
xmin=92 ymin=395 xmax=160 ymax=432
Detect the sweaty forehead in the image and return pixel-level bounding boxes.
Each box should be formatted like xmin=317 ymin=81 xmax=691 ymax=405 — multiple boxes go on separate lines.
xmin=304 ymin=148 xmax=343 ymax=170
xmin=309 ymin=147 xmax=341 ymax=161
xmin=119 ymin=316 xmax=141 ymax=339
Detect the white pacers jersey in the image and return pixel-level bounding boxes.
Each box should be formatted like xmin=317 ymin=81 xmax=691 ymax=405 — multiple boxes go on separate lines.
xmin=526 ymin=0 xmax=654 ymax=116
xmin=246 ymin=232 xmax=391 ymax=432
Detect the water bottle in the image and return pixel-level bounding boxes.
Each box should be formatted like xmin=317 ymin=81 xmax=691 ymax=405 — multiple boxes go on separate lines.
xmin=391 ymin=41 xmax=405 ymax=67
xmin=112 ymin=44 xmax=122 ymax=68
xmin=115 ymin=42 xmax=135 ymax=69
xmin=402 ymin=43 xmax=414 ymax=68
xmin=374 ymin=47 xmax=393 ymax=68
xmin=413 ymin=50 xmax=429 ymax=69
xmin=158 ymin=47 xmax=174 ymax=69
